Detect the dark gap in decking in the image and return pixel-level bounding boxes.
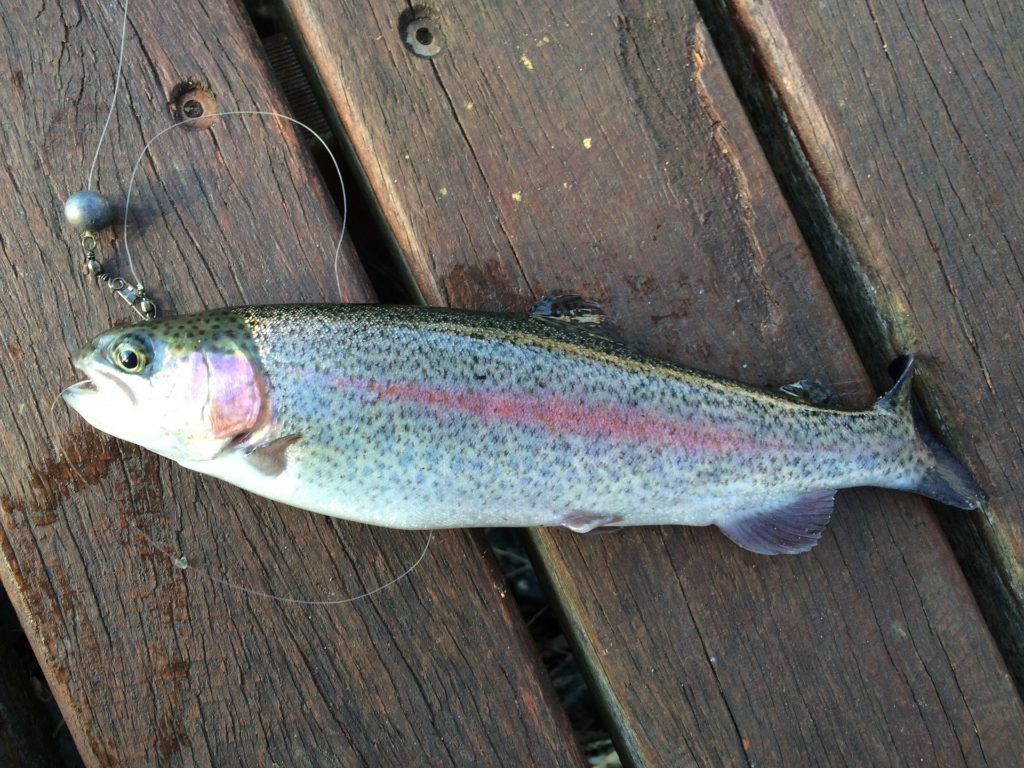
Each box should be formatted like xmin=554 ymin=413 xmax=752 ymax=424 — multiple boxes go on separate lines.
xmin=243 ymin=0 xmax=418 ymax=305
xmin=241 ymin=1 xmax=620 ymax=762
xmin=691 ymin=0 xmax=1024 ymax=693
xmin=0 ymin=590 xmax=83 ymax=766
xmin=489 ymin=531 xmax=621 ymax=765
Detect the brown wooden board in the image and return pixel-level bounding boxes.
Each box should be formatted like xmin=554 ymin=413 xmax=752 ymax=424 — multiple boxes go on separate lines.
xmin=711 ymin=0 xmax=1024 ymax=678
xmin=0 ymin=1 xmax=584 ymax=765
xmin=283 ymin=0 xmax=1024 ymax=764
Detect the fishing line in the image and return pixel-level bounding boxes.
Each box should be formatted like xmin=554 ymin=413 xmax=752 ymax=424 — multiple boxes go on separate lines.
xmin=51 ymin=391 xmax=434 ymax=607
xmin=199 ymin=530 xmax=434 ymax=607
xmin=59 ymin=0 xmax=431 ymax=606
xmin=85 ymin=0 xmax=129 ymax=192
xmin=121 ymin=108 xmax=349 ymax=306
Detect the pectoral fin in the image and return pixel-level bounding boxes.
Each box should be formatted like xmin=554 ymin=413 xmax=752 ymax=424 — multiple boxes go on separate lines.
xmin=243 ymin=434 xmax=302 ymax=477
xmin=717 ymin=489 xmax=836 ymax=555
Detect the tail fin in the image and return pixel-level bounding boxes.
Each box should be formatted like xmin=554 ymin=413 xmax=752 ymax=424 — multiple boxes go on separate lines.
xmin=877 ymin=356 xmax=987 ymax=510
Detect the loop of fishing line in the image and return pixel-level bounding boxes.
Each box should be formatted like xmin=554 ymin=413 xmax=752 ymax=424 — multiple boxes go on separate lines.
xmin=64 ymin=0 xmax=348 ymax=319
xmin=121 ymin=109 xmax=349 ymax=309
xmin=58 ymin=0 xmax=427 ymax=607
xmin=125 ymin=499 xmax=433 ymax=608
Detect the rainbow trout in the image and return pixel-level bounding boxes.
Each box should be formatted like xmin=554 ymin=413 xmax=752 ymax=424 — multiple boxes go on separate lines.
xmin=62 ymin=298 xmax=985 ymax=554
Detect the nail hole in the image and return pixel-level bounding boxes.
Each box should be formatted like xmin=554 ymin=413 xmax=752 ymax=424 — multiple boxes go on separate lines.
xmin=400 ymin=8 xmax=443 ymax=58
xmin=170 ymin=82 xmax=218 ymax=128
xmin=181 ymin=99 xmax=204 ymax=118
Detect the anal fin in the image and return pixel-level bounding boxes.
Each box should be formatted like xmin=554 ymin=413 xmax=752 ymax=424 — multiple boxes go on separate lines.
xmin=717 ymin=489 xmax=836 ymax=555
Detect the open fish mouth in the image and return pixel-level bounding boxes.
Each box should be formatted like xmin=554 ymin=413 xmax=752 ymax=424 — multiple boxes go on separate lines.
xmin=61 ymin=376 xmax=104 ymax=415
xmin=60 ymin=378 xmax=98 ymax=406
xmin=62 ymin=378 xmax=130 ymax=445
xmin=61 ymin=365 xmax=137 ymax=439
xmin=68 ymin=365 xmax=135 ymax=406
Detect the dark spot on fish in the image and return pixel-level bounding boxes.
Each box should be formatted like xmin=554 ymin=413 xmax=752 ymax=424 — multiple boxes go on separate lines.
xmin=7 ymin=345 xmax=21 ymax=358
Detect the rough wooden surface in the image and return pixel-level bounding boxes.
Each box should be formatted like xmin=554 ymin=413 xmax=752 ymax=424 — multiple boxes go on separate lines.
xmin=0 ymin=1 xmax=584 ymax=764
xmin=713 ymin=0 xmax=1024 ymax=678
xmin=283 ymin=0 xmax=1024 ymax=763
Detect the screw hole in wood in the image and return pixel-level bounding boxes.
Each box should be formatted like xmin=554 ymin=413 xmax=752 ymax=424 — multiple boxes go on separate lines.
xmin=170 ymin=81 xmax=218 ymax=128
xmin=400 ymin=8 xmax=443 ymax=58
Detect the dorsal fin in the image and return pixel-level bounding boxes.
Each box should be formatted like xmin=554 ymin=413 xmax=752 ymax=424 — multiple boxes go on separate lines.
xmin=530 ymin=294 xmax=607 ymax=325
xmin=778 ymin=379 xmax=833 ymax=406
xmin=529 ymin=294 xmax=628 ymax=343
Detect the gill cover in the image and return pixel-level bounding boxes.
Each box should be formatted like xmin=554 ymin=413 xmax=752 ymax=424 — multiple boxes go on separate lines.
xmin=64 ymin=312 xmax=268 ymax=463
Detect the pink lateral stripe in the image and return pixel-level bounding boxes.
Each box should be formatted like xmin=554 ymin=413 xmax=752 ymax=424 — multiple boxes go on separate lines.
xmin=329 ymin=374 xmax=756 ymax=453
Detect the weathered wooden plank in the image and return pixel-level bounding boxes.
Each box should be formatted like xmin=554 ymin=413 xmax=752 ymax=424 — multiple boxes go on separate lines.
xmin=710 ymin=0 xmax=1024 ymax=679
xmin=282 ymin=0 xmax=1024 ymax=763
xmin=0 ymin=1 xmax=584 ymax=764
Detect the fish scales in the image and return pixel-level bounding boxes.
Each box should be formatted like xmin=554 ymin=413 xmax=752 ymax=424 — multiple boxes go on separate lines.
xmin=248 ymin=306 xmax=900 ymax=524
xmin=63 ymin=301 xmax=986 ymax=554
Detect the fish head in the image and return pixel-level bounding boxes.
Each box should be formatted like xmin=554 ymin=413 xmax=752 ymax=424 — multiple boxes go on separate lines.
xmin=62 ymin=313 xmax=266 ymax=463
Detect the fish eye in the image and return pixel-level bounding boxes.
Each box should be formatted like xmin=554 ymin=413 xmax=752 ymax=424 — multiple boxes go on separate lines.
xmin=111 ymin=337 xmax=150 ymax=374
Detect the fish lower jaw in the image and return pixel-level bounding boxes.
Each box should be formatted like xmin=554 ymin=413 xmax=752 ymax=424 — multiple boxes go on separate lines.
xmin=62 ymin=380 xmax=125 ymax=438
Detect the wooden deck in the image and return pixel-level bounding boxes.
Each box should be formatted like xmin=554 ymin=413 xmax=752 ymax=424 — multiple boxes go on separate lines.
xmin=0 ymin=0 xmax=1022 ymax=764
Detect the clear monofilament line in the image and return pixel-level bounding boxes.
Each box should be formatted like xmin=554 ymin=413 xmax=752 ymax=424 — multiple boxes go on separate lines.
xmin=200 ymin=531 xmax=434 ymax=607
xmin=86 ymin=0 xmax=130 ymax=191
xmin=123 ymin=110 xmax=349 ymax=302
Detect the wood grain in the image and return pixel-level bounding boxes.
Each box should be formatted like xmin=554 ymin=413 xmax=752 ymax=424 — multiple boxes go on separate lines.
xmin=709 ymin=0 xmax=1024 ymax=681
xmin=283 ymin=0 xmax=1024 ymax=763
xmin=0 ymin=1 xmax=584 ymax=764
